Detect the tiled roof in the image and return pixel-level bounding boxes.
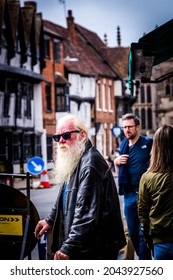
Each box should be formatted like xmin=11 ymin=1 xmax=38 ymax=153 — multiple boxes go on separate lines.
xmin=43 ymin=20 xmax=67 ymax=39
xmin=103 ymin=46 xmax=130 ymax=78
xmin=44 ymin=19 xmax=118 ymax=78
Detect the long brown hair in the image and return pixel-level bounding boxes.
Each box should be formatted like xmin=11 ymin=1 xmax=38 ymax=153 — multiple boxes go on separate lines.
xmin=148 ymin=125 xmax=173 ymax=173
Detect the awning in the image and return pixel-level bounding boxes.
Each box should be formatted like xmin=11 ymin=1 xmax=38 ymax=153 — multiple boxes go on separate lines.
xmin=128 ymin=19 xmax=173 ymax=95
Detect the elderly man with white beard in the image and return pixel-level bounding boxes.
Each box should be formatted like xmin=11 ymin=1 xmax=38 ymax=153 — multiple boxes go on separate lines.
xmin=35 ymin=114 xmax=126 ymax=260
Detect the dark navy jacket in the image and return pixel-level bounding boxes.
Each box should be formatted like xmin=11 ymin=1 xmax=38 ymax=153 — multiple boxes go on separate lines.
xmin=118 ymin=135 xmax=153 ymax=194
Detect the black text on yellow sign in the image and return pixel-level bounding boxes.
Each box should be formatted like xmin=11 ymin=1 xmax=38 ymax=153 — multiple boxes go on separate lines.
xmin=0 ymin=215 xmax=23 ymax=236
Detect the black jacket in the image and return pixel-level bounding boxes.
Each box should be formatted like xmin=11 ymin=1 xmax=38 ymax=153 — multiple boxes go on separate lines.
xmin=46 ymin=140 xmax=126 ymax=259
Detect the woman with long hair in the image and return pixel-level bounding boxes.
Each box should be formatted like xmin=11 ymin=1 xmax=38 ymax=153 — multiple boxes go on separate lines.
xmin=138 ymin=124 xmax=173 ymax=260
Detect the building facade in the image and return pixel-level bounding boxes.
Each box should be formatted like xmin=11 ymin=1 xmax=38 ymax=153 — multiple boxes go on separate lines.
xmin=0 ymin=0 xmax=45 ymax=173
xmin=43 ymin=10 xmax=119 ymax=161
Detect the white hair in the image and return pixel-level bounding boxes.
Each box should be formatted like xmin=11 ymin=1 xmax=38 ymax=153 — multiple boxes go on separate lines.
xmin=58 ymin=114 xmax=89 ymax=140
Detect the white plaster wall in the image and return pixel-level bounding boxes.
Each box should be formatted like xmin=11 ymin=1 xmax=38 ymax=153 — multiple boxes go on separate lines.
xmin=68 ymin=74 xmax=95 ymax=98
xmin=10 ymin=54 xmax=20 ymax=67
xmin=0 ymin=48 xmax=7 ymax=64
xmin=114 ymin=80 xmax=123 ymax=96
xmin=34 ymin=84 xmax=43 ymax=133
xmin=80 ymin=102 xmax=91 ymax=128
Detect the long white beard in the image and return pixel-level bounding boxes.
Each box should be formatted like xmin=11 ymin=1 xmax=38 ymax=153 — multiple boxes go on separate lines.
xmin=52 ymin=140 xmax=86 ymax=185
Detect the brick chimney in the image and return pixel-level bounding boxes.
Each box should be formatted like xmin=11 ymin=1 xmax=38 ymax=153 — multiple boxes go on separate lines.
xmin=67 ymin=10 xmax=76 ymax=44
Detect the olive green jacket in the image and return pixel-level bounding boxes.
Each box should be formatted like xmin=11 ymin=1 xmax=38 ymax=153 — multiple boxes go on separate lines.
xmin=138 ymin=171 xmax=173 ymax=245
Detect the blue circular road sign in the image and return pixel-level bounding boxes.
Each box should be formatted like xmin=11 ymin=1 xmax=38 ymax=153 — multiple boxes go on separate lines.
xmin=27 ymin=156 xmax=45 ymax=175
xmin=112 ymin=126 xmax=122 ymax=138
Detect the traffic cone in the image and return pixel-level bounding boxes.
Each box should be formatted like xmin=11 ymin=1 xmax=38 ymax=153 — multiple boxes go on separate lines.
xmin=6 ymin=178 xmax=11 ymax=186
xmin=39 ymin=170 xmax=50 ymax=188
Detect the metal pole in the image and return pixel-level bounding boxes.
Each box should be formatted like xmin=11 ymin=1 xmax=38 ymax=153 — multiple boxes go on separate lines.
xmin=20 ymin=172 xmax=32 ymax=259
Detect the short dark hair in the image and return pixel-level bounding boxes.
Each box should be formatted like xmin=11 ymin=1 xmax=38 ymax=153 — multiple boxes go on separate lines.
xmin=122 ymin=113 xmax=140 ymax=126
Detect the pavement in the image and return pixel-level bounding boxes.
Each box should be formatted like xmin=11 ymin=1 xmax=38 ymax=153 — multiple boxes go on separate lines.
xmin=13 ymin=177 xmax=41 ymax=190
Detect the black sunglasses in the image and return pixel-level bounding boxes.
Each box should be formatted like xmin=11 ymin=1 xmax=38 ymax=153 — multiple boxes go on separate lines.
xmin=52 ymin=130 xmax=80 ymax=142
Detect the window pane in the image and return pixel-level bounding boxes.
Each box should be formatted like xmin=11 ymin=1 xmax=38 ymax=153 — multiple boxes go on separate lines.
xmin=141 ymin=108 xmax=146 ymax=129
xmin=147 ymin=108 xmax=152 ymax=129
xmin=44 ymin=36 xmax=50 ymax=58
xmin=17 ymin=83 xmax=22 ymax=118
xmin=55 ymin=86 xmax=69 ymax=112
xmin=12 ymin=134 xmax=21 ymax=161
xmin=56 ymin=94 xmax=66 ymax=111
xmin=141 ymin=86 xmax=145 ymax=103
xmin=23 ymin=134 xmax=32 ymax=160
xmin=147 ymin=85 xmax=151 ymax=103
xmin=53 ymin=39 xmax=60 ymax=62
xmin=46 ymin=83 xmax=52 ymax=112
xmin=20 ymin=82 xmax=33 ymax=119
xmin=47 ymin=135 xmax=53 ymax=161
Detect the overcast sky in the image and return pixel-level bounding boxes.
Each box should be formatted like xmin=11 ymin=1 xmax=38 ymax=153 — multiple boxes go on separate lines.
xmin=20 ymin=0 xmax=173 ymax=47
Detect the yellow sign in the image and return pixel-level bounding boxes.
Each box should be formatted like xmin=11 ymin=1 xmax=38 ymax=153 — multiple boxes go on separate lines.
xmin=0 ymin=215 xmax=23 ymax=236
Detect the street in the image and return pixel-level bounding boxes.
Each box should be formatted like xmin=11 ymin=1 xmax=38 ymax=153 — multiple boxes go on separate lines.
xmin=22 ymin=186 xmax=59 ymax=220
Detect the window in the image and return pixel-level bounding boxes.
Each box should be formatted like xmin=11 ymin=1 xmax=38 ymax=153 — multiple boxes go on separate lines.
xmin=23 ymin=134 xmax=34 ymax=161
xmin=96 ymin=82 xmax=101 ymax=111
xmin=102 ymin=83 xmax=107 ymax=111
xmin=45 ymin=83 xmax=52 ymax=112
xmin=20 ymin=82 xmax=33 ymax=119
xmin=35 ymin=135 xmax=42 ymax=157
xmin=47 ymin=135 xmax=53 ymax=162
xmin=166 ymin=84 xmax=170 ymax=96
xmin=134 ymin=108 xmax=139 ymax=118
xmin=141 ymin=86 xmax=145 ymax=103
xmin=171 ymin=85 xmax=173 ymax=99
xmin=141 ymin=108 xmax=146 ymax=129
xmin=16 ymin=83 xmax=23 ymax=118
xmin=23 ymin=134 xmax=33 ymax=161
xmin=164 ymin=79 xmax=173 ymax=98
xmin=55 ymin=85 xmax=70 ymax=112
xmin=13 ymin=134 xmax=21 ymax=161
xmin=44 ymin=35 xmax=50 ymax=58
xmin=108 ymin=85 xmax=112 ymax=111
xmin=53 ymin=39 xmax=60 ymax=62
xmin=56 ymin=93 xmax=65 ymax=111
xmin=147 ymin=108 xmax=152 ymax=129
xmin=147 ymin=85 xmax=151 ymax=103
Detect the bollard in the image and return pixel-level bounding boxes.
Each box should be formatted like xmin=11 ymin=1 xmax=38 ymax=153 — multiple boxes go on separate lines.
xmin=5 ymin=178 xmax=11 ymax=186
